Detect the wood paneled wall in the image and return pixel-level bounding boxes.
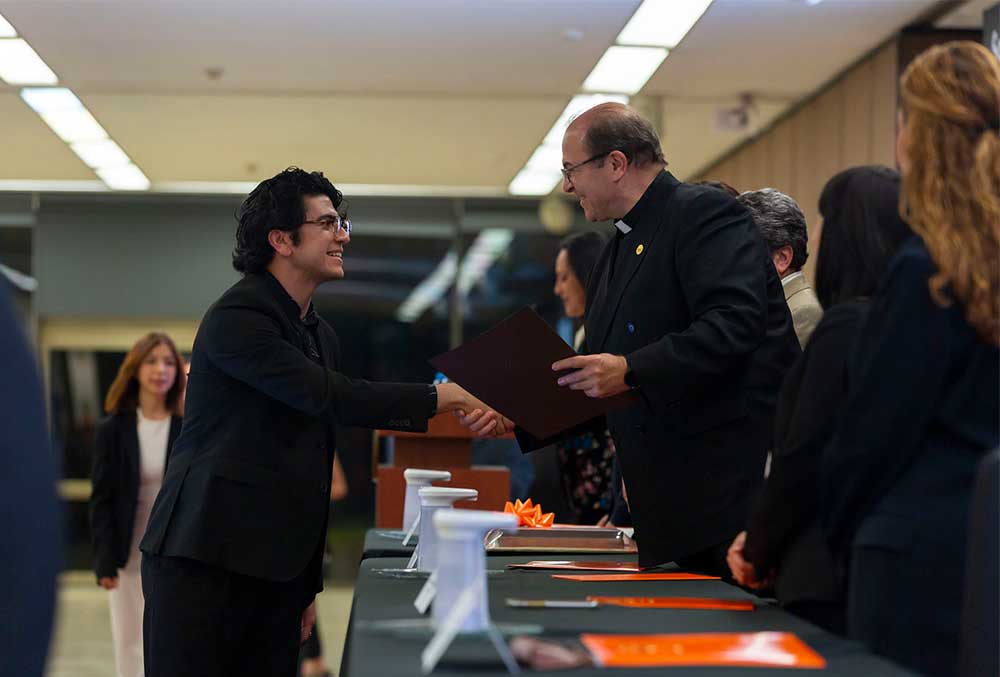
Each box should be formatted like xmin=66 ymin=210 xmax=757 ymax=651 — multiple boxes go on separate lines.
xmin=692 ymin=40 xmax=899 ymax=281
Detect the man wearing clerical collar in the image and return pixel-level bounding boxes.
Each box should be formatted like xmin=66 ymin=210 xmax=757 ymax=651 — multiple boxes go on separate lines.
xmin=513 ymin=103 xmax=800 ymax=577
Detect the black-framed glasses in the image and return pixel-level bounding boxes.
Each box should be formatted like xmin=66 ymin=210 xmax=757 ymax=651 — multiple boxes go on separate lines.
xmin=560 ymin=152 xmax=610 ymax=181
xmin=302 ymin=215 xmax=352 ymax=236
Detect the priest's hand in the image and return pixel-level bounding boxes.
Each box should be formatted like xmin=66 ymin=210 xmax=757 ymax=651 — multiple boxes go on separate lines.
xmin=300 ymin=599 xmax=317 ymax=644
xmin=726 ymin=531 xmax=773 ymax=590
xmin=552 ymin=353 xmax=630 ymax=398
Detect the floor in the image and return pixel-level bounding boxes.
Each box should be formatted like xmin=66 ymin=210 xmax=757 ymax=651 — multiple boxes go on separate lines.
xmin=46 ymin=571 xmax=354 ymax=677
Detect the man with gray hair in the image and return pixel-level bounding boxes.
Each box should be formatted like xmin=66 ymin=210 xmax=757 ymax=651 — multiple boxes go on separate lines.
xmin=738 ymin=188 xmax=822 ymax=347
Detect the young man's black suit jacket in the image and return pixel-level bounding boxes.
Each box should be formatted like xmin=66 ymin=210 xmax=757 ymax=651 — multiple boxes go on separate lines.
xmin=519 ymin=171 xmax=800 ymax=569
xmin=90 ymin=411 xmax=182 ymax=581
xmin=141 ymin=271 xmax=434 ymax=601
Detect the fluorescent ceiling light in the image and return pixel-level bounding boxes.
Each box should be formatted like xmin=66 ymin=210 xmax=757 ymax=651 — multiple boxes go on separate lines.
xmin=508 ymin=166 xmax=561 ymax=196
xmin=38 ymin=109 xmax=108 ymax=143
xmin=21 ymin=87 xmax=83 ymax=114
xmin=542 ymin=93 xmax=629 ymax=147
xmin=582 ymin=46 xmax=668 ymax=95
xmin=0 ymin=13 xmax=17 ymax=37
xmin=617 ymin=0 xmax=714 ymax=48
xmin=524 ymin=144 xmax=563 ymax=171
xmin=96 ymin=164 xmax=151 ymax=191
xmin=71 ymin=139 xmax=131 ymax=170
xmin=457 ymin=229 xmax=514 ymax=296
xmin=0 ymin=38 xmax=58 ymax=84
xmin=396 ymin=250 xmax=458 ymax=322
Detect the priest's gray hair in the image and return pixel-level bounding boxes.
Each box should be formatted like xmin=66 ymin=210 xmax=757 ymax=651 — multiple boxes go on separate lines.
xmin=738 ymin=188 xmax=809 ymax=271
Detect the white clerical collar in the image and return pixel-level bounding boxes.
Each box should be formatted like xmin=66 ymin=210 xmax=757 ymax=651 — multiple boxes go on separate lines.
xmin=781 ymin=270 xmax=804 ymax=288
xmin=614 ymin=220 xmax=632 ymax=235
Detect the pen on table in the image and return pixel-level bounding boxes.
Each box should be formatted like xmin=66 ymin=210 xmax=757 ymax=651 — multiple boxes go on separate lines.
xmin=505 ymin=598 xmax=599 ymax=609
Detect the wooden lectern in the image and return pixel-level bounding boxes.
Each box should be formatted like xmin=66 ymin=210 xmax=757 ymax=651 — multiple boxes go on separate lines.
xmin=374 ymin=414 xmax=511 ymax=527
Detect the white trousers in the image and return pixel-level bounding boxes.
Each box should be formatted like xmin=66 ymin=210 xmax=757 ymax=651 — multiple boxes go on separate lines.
xmin=108 ymin=560 xmax=144 ymax=677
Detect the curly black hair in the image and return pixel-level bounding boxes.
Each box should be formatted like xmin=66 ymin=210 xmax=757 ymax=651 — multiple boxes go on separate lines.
xmin=232 ymin=167 xmax=345 ymax=274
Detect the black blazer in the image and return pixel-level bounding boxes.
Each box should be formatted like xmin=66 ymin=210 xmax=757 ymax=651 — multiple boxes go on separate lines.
xmin=89 ymin=411 xmax=181 ymax=580
xmin=744 ymin=301 xmax=868 ymax=606
xmin=822 ymin=238 xmax=1000 ymax=553
xmin=821 ymin=238 xmax=999 ymax=676
xmin=140 ymin=272 xmax=434 ymax=596
xmin=519 ymin=172 xmax=800 ymax=568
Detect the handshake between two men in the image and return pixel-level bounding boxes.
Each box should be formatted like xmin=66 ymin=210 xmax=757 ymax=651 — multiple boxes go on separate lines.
xmin=451 ymin=352 xmax=630 ymax=437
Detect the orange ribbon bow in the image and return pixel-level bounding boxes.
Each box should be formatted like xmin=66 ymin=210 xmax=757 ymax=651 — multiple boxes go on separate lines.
xmin=504 ymin=498 xmax=555 ymax=528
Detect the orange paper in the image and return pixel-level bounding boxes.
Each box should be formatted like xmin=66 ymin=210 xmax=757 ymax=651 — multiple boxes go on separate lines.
xmin=587 ymin=596 xmax=754 ymax=611
xmin=508 ymin=560 xmax=642 ymax=572
xmin=580 ymin=632 xmax=827 ymax=669
xmin=552 ymin=572 xmax=719 ymax=582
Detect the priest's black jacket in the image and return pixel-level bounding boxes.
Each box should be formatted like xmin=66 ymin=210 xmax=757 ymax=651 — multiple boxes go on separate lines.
xmin=518 ymin=171 xmax=800 ymax=569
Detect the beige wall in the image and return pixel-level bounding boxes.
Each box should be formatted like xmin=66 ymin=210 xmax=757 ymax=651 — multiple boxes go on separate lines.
xmin=693 ymin=39 xmax=899 ymax=281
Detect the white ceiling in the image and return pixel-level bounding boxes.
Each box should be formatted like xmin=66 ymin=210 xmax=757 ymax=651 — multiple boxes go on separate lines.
xmin=0 ymin=0 xmax=954 ymax=193
xmin=937 ymin=0 xmax=995 ymax=28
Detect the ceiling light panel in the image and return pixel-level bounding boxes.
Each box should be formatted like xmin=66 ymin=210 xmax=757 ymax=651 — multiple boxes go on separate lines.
xmin=96 ymin=164 xmax=151 ymax=191
xmin=21 ymin=87 xmax=83 ymax=114
xmin=396 ymin=250 xmax=459 ymax=322
xmin=582 ymin=46 xmax=668 ymax=95
xmin=0 ymin=13 xmax=17 ymax=38
xmin=70 ymin=139 xmax=132 ymax=170
xmin=542 ymin=93 xmax=630 ymax=147
xmin=617 ymin=0 xmax=714 ymax=48
xmin=38 ymin=108 xmax=108 ymax=144
xmin=0 ymin=38 xmax=58 ymax=85
xmin=508 ymin=166 xmax=562 ymax=196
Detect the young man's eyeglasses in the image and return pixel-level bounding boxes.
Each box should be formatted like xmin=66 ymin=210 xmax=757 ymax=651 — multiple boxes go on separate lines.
xmin=302 ymin=215 xmax=351 ymax=236
xmin=561 ymin=152 xmax=610 ymax=181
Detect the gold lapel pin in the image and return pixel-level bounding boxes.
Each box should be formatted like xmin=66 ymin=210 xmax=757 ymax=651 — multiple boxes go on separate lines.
xmin=635 ymin=244 xmax=644 ymax=255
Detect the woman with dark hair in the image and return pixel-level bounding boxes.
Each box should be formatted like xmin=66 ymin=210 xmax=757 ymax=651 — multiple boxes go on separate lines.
xmin=550 ymin=231 xmax=629 ymax=524
xmin=726 ymin=165 xmax=911 ymax=635
xmin=821 ymin=42 xmax=999 ymax=676
xmin=89 ymin=332 xmax=185 ymax=677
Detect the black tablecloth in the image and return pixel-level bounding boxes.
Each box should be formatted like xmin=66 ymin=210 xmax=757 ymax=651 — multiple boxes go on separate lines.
xmin=340 ymin=554 xmax=916 ymax=676
xmin=363 ymin=529 xmax=417 ymax=559
xmin=361 ymin=528 xmax=639 ymax=561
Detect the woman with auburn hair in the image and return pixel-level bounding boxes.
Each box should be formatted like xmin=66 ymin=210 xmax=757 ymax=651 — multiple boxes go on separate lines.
xmin=89 ymin=333 xmax=185 ymax=677
xmin=821 ymin=42 xmax=999 ymax=677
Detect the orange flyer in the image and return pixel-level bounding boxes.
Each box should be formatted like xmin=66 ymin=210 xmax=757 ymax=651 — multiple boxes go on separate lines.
xmin=580 ymin=632 xmax=827 ymax=669
xmin=587 ymin=596 xmax=754 ymax=611
xmin=552 ymin=572 xmax=719 ymax=582
xmin=508 ymin=560 xmax=642 ymax=572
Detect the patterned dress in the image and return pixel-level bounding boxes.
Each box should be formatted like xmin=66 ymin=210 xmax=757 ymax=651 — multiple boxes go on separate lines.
xmin=555 ymin=327 xmax=618 ymax=524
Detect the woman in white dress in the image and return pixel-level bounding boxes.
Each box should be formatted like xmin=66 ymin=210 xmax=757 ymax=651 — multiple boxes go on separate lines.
xmin=89 ymin=333 xmax=186 ymax=677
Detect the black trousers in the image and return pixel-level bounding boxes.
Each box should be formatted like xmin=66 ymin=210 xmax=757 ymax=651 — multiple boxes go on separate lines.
xmin=142 ymin=552 xmax=312 ymax=677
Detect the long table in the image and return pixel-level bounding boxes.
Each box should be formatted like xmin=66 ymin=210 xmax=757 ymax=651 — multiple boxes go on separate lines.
xmin=339 ymin=552 xmax=916 ymax=676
